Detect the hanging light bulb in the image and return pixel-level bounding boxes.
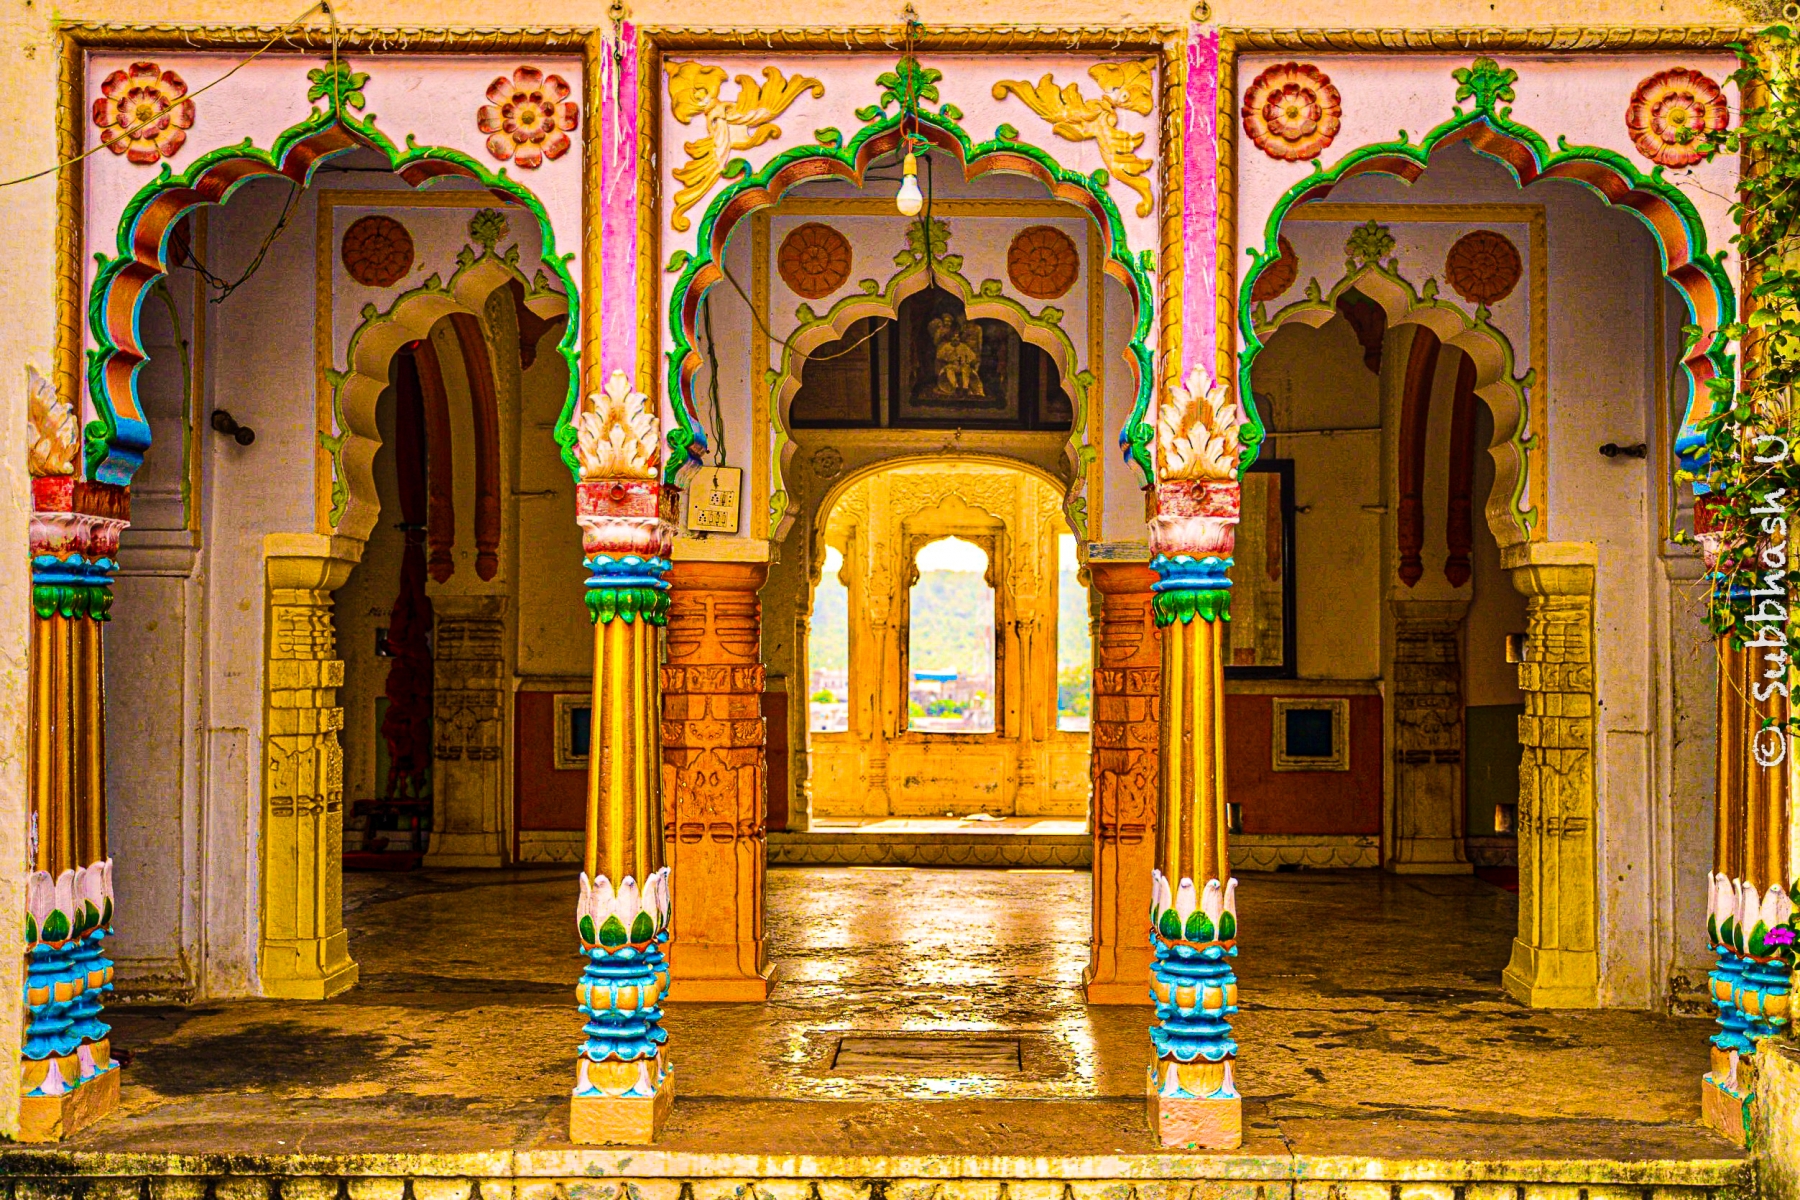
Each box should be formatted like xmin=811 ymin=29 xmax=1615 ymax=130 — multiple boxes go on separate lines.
xmin=896 ymin=149 xmax=923 ymax=216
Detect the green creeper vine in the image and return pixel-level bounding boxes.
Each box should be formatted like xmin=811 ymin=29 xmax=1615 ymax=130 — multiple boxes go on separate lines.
xmin=1688 ymin=31 xmax=1800 ymax=666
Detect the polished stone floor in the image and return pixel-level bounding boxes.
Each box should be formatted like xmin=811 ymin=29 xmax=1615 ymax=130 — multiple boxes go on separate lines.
xmin=63 ymin=866 xmax=1738 ymax=1162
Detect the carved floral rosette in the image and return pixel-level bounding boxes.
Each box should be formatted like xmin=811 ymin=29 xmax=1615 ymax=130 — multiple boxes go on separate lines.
xmin=1149 ymin=480 xmax=1241 ymax=559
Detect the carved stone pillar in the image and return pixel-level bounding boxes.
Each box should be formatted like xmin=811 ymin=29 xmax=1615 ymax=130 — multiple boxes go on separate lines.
xmin=1502 ymin=544 xmax=1599 ymax=1008
xmin=22 ymin=475 xmax=125 ymax=1141
xmin=1387 ymin=600 xmax=1472 ymax=874
xmin=261 ymin=537 xmax=359 ymax=1001
xmin=1084 ymin=561 xmax=1160 ymax=1005
xmin=426 ymin=595 xmax=509 ymax=867
xmin=661 ymin=560 xmax=772 ymax=1001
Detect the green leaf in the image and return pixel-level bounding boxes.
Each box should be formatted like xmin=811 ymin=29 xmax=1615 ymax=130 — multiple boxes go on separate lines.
xmin=42 ymin=910 xmax=69 ymax=943
xmin=995 ymin=123 xmax=1019 ymax=142
xmin=1158 ymin=909 xmax=1181 ymax=940
xmin=579 ymin=914 xmax=597 ymax=945
xmin=631 ymin=911 xmax=655 ymax=943
xmin=1219 ymin=911 xmax=1237 ymax=942
xmin=666 ymin=249 xmax=692 ymax=274
xmin=854 ymin=104 xmax=884 ymax=123
xmin=814 ymin=128 xmax=843 ymax=147
xmin=1185 ymin=911 xmax=1215 ymax=942
xmin=599 ymin=914 xmax=629 ymax=948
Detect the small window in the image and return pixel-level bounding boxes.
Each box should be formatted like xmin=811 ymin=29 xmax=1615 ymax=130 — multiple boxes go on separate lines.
xmin=1271 ymin=697 xmax=1350 ymax=772
xmin=810 ymin=545 xmax=850 ymax=733
xmin=554 ymin=694 xmax=592 ymax=769
xmin=907 ymin=536 xmax=995 ymax=733
xmin=1056 ymin=532 xmax=1091 ymax=732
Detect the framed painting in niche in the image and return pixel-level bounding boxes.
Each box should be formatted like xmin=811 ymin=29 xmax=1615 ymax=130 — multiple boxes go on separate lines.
xmin=896 ymin=289 xmax=1020 ymax=425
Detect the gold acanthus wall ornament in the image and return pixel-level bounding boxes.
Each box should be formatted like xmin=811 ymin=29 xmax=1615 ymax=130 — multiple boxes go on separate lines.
xmin=577 ymin=370 xmax=661 ymax=481
xmin=27 ymin=365 xmax=77 ymax=478
xmin=1157 ymin=367 xmax=1243 ymax=483
xmin=993 ymin=60 xmax=1157 ymax=218
xmin=665 ymin=60 xmax=825 ymax=233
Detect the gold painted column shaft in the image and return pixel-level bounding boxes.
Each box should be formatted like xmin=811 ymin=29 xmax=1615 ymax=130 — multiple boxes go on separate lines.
xmin=587 ymin=613 xmax=665 ymax=887
xmin=1157 ymin=613 xmax=1229 ymax=891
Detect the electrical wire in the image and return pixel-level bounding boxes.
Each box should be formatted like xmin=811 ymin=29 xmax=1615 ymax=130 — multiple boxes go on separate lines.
xmin=0 ymin=0 xmax=329 ymax=190
xmin=700 ymin=292 xmax=728 ymax=467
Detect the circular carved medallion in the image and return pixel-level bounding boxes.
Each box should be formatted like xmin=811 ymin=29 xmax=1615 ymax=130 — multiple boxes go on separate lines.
xmin=1007 ymin=226 xmax=1079 ymax=300
xmin=811 ymin=446 xmax=844 ymax=481
xmin=779 ymin=223 xmax=853 ymax=299
xmin=341 ymin=215 xmax=415 ymax=288
xmin=1444 ymin=230 xmax=1522 ymax=307
xmin=1250 ymin=235 xmax=1300 ymax=304
xmin=1626 ymin=68 xmax=1728 ymax=169
xmin=1242 ymin=62 xmax=1342 ymax=163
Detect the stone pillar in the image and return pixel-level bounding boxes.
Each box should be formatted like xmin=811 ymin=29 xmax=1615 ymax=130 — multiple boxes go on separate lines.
xmin=261 ymin=537 xmax=360 ymax=1002
xmin=661 ymin=559 xmax=773 ymax=1001
xmin=21 ymin=475 xmax=125 ymax=1141
xmin=1501 ymin=543 xmax=1599 ymax=1008
xmin=568 ymin=372 xmax=674 ymax=1145
xmin=1387 ymin=600 xmax=1473 ymax=874
xmin=1085 ymin=561 xmax=1160 ymax=1005
xmin=426 ymin=595 xmax=509 ymax=867
xmin=1144 ymin=368 xmax=1246 ymax=1151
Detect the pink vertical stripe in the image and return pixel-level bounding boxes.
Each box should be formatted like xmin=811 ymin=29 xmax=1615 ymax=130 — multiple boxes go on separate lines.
xmin=600 ymin=23 xmax=639 ymax=381
xmin=1182 ymin=28 xmax=1220 ymax=384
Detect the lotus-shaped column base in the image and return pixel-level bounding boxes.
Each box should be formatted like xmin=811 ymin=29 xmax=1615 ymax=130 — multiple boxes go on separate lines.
xmin=571 ymin=868 xmax=673 ymax=1144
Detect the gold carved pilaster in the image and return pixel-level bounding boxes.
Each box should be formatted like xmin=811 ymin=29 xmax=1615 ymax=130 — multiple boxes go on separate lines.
xmin=1085 ymin=562 xmax=1160 ymax=1005
xmin=261 ymin=538 xmax=359 ymax=1001
xmin=661 ymin=560 xmax=773 ymax=1002
xmin=1502 ymin=543 xmax=1597 ymax=1009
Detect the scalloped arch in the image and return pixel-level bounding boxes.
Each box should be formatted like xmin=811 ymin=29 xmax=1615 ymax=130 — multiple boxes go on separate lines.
xmin=767 ymin=256 xmax=1091 ymax=542
xmin=329 ymin=254 xmax=570 ymax=543
xmin=1259 ymin=262 xmax=1535 ymax=549
xmin=86 ymin=106 xmax=581 ymax=510
xmin=1237 ymin=103 xmax=1735 ymax=497
xmin=810 ymin=451 xmax=1070 ymax=593
xmin=662 ymin=105 xmax=1159 ymax=497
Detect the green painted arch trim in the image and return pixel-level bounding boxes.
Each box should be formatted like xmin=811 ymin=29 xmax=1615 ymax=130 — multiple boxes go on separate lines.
xmin=763 ymin=237 xmax=1096 ymax=538
xmin=662 ymin=100 xmax=1158 ymax=490
xmin=87 ymin=69 xmax=582 ymax=497
xmin=1236 ymin=96 xmax=1736 ymax=482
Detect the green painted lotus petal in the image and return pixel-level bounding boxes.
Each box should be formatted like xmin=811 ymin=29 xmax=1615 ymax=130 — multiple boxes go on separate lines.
xmin=1186 ymin=911 xmax=1215 ymax=942
xmin=24 ymin=913 xmax=36 ymax=946
xmin=1158 ymin=909 xmax=1181 ymax=940
xmin=579 ymin=914 xmax=597 ymax=945
xmin=599 ymin=914 xmax=629 ymax=948
xmin=42 ymin=911 xmax=69 ymax=943
xmin=1219 ymin=911 xmax=1237 ymax=942
xmin=630 ymin=911 xmax=655 ymax=944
